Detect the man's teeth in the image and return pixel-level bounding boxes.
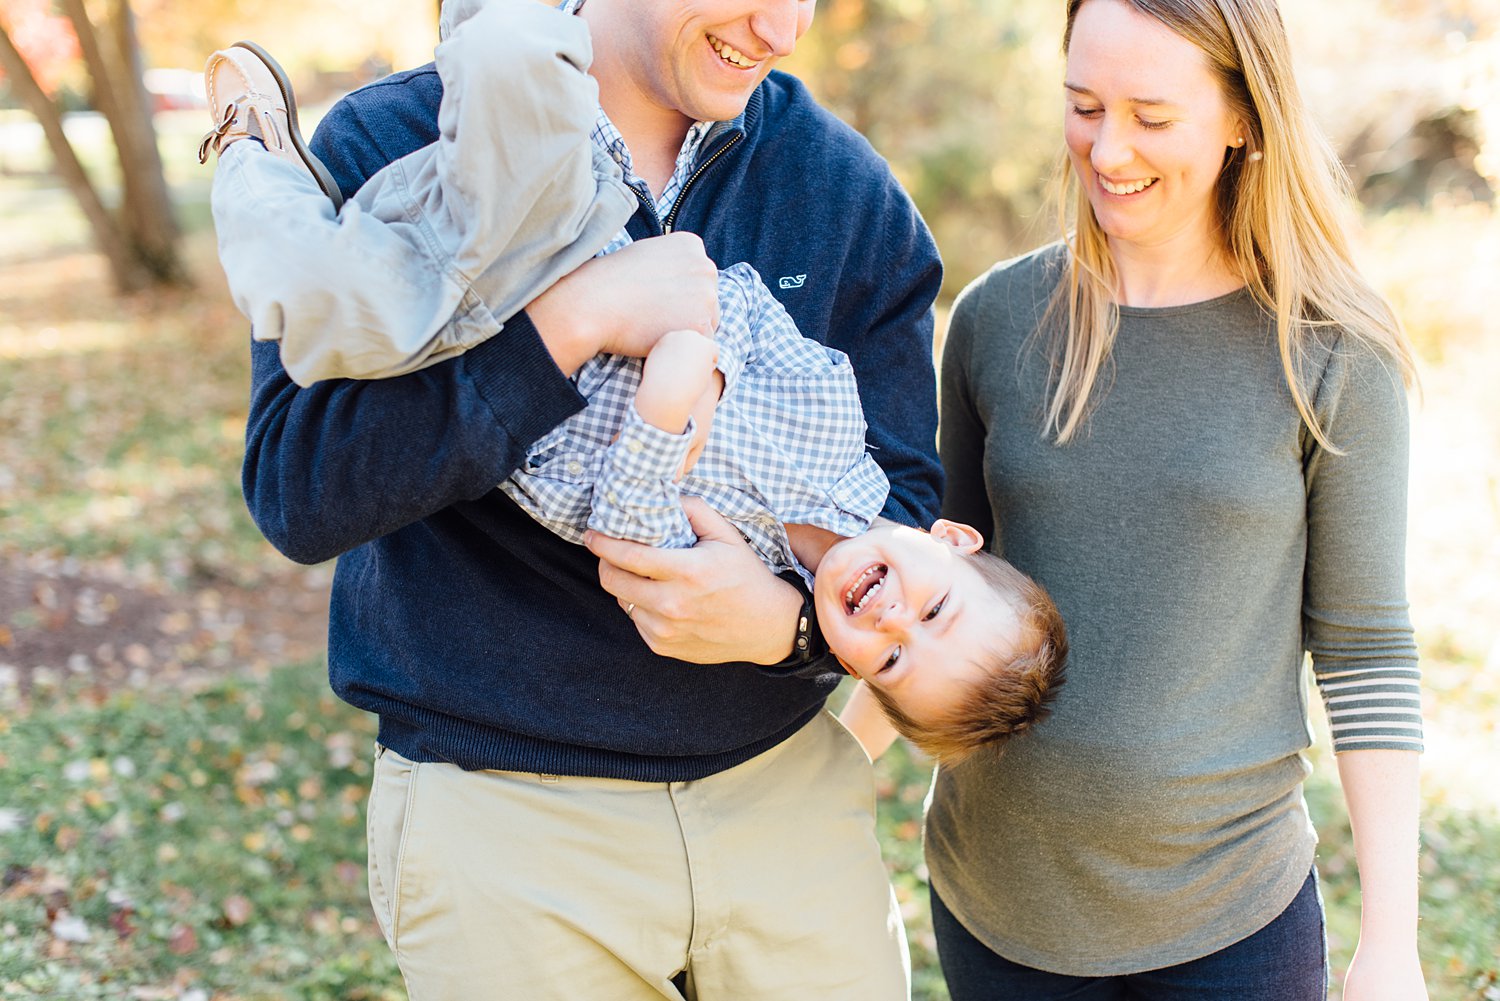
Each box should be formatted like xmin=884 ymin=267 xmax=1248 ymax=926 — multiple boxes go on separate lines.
xmin=1100 ymin=177 xmax=1157 ymax=195
xmin=709 ymin=35 xmax=756 ymax=68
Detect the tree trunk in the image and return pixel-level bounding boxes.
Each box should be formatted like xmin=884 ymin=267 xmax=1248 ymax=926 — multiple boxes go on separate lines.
xmin=108 ymin=0 xmax=186 ymax=282
xmin=59 ymin=0 xmax=189 ymax=288
xmin=0 ymin=21 xmax=149 ymax=291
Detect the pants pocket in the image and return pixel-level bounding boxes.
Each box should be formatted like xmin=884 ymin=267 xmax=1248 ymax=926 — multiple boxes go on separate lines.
xmin=366 ymin=745 xmax=417 ymax=951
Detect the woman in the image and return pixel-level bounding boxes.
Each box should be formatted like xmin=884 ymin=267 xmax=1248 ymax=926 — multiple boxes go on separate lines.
xmin=927 ymin=0 xmax=1426 ymax=997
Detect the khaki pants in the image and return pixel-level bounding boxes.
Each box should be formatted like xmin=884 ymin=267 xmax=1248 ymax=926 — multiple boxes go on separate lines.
xmin=365 ymin=711 xmax=911 ymax=1000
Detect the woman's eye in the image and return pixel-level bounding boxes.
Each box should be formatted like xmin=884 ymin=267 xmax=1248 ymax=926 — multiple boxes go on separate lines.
xmin=1070 ymin=105 xmax=1102 ymax=119
xmin=1138 ymin=118 xmax=1171 ymax=130
xmin=923 ymin=598 xmax=947 ymax=622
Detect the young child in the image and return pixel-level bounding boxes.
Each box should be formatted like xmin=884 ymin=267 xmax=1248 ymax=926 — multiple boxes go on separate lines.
xmin=198 ymin=0 xmax=1066 ymax=762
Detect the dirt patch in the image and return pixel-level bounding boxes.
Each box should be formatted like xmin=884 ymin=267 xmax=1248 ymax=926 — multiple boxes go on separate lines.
xmin=0 ymin=553 xmax=331 ymax=702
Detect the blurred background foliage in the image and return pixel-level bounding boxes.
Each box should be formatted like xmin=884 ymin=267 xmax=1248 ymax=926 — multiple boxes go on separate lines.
xmin=785 ymin=0 xmax=1499 ymax=294
xmin=4 ymin=0 xmax=1496 ymax=292
xmin=1 ymin=1 xmax=1497 ymax=999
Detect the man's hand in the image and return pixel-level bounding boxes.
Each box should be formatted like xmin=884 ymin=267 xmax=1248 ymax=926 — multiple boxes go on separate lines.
xmin=528 ymin=233 xmax=720 ymax=376
xmin=584 ymin=497 xmax=801 ymax=665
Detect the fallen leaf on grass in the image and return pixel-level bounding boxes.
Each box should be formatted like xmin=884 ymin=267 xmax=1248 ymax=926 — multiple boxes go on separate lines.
xmin=127 ymin=987 xmax=179 ymax=1000
xmin=51 ymin=910 xmax=90 ymax=942
xmin=167 ymin=923 xmax=197 ymax=955
xmin=220 ymin=894 xmax=253 ymax=927
xmin=1 ymin=865 xmax=68 ymax=901
xmin=307 ymin=908 xmax=339 ymax=935
xmin=110 ymin=906 xmax=137 ymax=939
xmin=108 ymin=890 xmax=137 ymax=939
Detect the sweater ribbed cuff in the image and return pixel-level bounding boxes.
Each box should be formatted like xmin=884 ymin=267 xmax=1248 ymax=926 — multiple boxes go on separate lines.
xmin=463 ymin=309 xmax=587 ymax=449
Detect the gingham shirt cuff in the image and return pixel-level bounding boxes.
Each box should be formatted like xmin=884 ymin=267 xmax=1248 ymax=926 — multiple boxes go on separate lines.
xmin=608 ymin=405 xmax=697 ymax=481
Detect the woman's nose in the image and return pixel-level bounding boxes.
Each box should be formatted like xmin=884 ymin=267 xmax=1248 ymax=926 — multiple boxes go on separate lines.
xmin=1091 ymin=117 xmax=1134 ymax=175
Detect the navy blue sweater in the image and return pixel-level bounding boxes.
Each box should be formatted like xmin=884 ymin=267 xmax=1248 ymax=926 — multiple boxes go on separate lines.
xmin=242 ymin=66 xmax=943 ymax=781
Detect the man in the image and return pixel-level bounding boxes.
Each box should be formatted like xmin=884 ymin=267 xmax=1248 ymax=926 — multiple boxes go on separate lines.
xmin=240 ymin=0 xmax=942 ymax=996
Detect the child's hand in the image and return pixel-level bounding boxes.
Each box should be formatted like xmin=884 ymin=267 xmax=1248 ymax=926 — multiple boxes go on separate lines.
xmin=679 ymin=367 xmax=725 ymax=478
xmin=636 ymin=330 xmax=718 ymax=439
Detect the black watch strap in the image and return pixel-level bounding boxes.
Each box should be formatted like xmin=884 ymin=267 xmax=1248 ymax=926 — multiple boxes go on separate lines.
xmin=758 ymin=570 xmax=830 ymax=676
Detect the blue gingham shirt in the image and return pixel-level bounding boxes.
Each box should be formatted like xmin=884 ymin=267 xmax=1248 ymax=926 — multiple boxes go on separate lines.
xmin=497 ymin=1 xmax=890 ymax=578
xmin=502 ymin=263 xmax=889 ymax=581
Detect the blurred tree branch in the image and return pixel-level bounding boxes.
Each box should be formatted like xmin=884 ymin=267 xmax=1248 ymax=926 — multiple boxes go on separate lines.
xmin=0 ymin=0 xmax=186 ymax=292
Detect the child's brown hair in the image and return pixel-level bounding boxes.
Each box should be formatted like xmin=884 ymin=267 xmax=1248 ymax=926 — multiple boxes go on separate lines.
xmin=868 ymin=551 xmax=1067 ymax=764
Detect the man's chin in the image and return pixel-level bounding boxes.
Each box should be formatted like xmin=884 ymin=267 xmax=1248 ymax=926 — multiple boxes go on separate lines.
xmin=687 ymin=77 xmax=767 ymax=123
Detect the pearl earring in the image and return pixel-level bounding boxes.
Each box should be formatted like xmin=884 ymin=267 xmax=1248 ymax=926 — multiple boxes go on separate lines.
xmin=1249 ymin=151 xmax=1263 ymax=162
xmin=1235 ymin=136 xmax=1245 ymax=146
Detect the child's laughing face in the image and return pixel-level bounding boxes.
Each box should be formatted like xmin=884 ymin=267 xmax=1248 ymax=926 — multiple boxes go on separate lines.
xmin=814 ymin=520 xmax=1023 ymax=723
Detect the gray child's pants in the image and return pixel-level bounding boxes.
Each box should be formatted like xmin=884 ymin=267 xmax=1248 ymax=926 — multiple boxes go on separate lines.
xmin=210 ymin=0 xmax=634 ymax=386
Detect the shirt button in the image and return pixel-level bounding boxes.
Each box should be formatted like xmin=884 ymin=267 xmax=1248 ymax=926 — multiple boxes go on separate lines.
xmin=566 ymin=461 xmax=584 ymax=476
xmin=626 ymin=439 xmax=644 ymax=454
xmin=606 ymin=492 xmax=620 ymax=504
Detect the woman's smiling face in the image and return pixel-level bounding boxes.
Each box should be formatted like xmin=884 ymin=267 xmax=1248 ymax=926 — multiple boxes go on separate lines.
xmin=1063 ymin=0 xmax=1242 ymax=254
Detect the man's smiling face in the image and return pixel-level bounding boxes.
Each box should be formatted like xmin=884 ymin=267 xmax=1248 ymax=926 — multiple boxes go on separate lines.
xmin=609 ymin=0 xmax=817 ymax=126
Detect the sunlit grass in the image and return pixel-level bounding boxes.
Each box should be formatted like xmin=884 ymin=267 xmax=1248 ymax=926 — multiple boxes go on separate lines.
xmin=0 ymin=664 xmax=403 ymax=1000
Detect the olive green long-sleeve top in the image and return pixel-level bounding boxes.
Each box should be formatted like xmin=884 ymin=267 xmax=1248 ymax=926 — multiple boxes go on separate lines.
xmin=927 ymin=245 xmax=1421 ymax=974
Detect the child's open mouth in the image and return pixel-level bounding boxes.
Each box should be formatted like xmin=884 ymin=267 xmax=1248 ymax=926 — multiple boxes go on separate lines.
xmin=843 ymin=563 xmax=888 ymax=615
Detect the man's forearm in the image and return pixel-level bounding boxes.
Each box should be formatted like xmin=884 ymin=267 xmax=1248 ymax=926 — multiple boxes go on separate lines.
xmin=242 ymin=328 xmax=581 ymax=564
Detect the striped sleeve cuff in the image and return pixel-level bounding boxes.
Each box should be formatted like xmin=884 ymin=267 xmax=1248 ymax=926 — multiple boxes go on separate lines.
xmin=1313 ymin=665 xmax=1424 ymax=753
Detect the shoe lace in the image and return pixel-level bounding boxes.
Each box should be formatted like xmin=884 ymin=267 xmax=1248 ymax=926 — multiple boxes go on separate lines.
xmin=197 ymin=104 xmax=237 ymax=164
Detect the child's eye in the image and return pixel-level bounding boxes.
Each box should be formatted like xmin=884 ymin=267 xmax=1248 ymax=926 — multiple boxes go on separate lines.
xmin=880 ymin=648 xmax=901 ymax=672
xmin=923 ymin=596 xmax=948 ymax=622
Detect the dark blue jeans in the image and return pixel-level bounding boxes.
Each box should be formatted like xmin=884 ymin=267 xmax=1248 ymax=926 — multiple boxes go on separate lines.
xmin=932 ymin=868 xmax=1328 ymax=1000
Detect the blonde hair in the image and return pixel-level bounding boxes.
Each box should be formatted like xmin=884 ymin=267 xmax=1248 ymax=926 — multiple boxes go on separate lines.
xmin=1044 ymin=0 xmax=1416 ymax=448
xmin=867 ymin=551 xmax=1068 ymax=765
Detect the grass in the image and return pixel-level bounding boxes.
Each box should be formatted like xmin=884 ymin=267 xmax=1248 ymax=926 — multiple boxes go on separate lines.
xmin=0 ymin=667 xmax=400 ymax=1000
xmin=4 ymin=670 xmax=1497 ymax=1000
xmin=1 ymin=111 xmax=1497 ymax=999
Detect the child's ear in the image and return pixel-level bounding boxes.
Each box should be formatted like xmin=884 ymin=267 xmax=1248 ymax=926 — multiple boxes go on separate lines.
xmin=929 ymin=519 xmax=985 ymax=554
